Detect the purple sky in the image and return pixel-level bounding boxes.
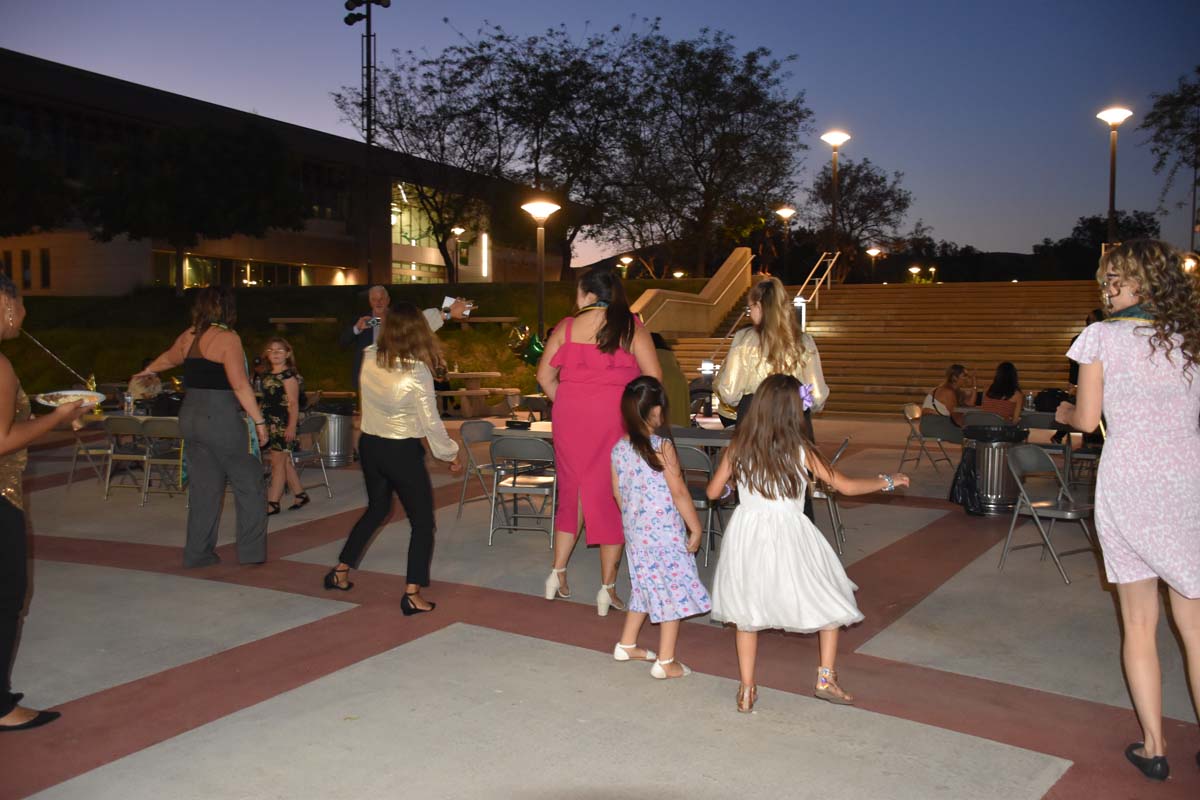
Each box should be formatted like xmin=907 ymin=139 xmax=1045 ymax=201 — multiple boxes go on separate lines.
xmin=3 ymin=0 xmax=1196 ymax=262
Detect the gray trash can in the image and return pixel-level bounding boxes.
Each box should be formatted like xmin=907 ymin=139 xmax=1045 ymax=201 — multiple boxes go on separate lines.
xmin=962 ymin=425 xmax=1029 ymax=516
xmin=311 ymin=399 xmax=356 ymax=467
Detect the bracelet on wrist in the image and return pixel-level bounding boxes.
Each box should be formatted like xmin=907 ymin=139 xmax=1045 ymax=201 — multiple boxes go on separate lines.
xmin=878 ymin=473 xmax=895 ymax=493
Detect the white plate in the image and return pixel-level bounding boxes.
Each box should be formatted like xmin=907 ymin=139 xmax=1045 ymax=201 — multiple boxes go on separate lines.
xmin=34 ymin=390 xmax=105 ymax=408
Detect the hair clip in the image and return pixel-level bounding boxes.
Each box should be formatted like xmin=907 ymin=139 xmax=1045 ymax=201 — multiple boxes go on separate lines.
xmin=798 ymin=382 xmax=815 ymax=411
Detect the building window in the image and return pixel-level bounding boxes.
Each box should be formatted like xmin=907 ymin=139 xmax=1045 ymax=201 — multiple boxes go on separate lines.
xmin=391 ymin=261 xmax=446 ymax=284
xmin=39 ymin=248 xmax=50 ymax=289
xmin=20 ymin=250 xmax=31 ymax=290
xmin=391 ymin=183 xmax=438 ymax=249
xmin=1 ymin=251 xmax=10 ymax=279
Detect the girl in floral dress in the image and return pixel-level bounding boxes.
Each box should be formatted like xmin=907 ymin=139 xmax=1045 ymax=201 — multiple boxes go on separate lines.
xmin=260 ymin=337 xmax=307 ymax=515
xmin=609 ymin=377 xmax=711 ymax=679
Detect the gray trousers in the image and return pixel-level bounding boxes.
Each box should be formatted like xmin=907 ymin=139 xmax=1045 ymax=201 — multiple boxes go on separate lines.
xmin=179 ymin=389 xmax=267 ymax=567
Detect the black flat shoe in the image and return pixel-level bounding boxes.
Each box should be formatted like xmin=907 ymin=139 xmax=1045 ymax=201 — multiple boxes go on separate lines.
xmin=267 ymin=501 xmax=281 ymax=516
xmin=288 ymin=492 xmax=310 ymax=511
xmin=7 ymin=692 xmax=23 ymax=705
xmin=323 ymin=567 xmax=353 ymax=592
xmin=0 ymin=710 xmax=61 ymax=732
xmin=1125 ymin=742 xmax=1169 ymax=781
xmin=400 ymin=592 xmax=435 ymax=616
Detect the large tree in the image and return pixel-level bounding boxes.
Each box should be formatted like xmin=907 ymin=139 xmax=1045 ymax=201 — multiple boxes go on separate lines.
xmin=805 ymin=157 xmax=912 ymax=281
xmin=1138 ymin=65 xmax=1200 ymax=250
xmin=599 ymin=29 xmax=811 ymax=274
xmin=1032 ymin=210 xmax=1162 ymax=278
xmin=0 ymin=126 xmax=75 ymax=237
xmin=86 ymin=125 xmax=307 ymax=295
xmin=336 ymin=42 xmax=515 ymax=283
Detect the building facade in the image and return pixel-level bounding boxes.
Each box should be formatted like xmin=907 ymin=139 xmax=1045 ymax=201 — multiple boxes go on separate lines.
xmin=0 ymin=49 xmax=562 ymax=295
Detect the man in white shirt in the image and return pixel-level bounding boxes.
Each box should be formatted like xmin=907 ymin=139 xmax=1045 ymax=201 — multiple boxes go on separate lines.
xmin=340 ymin=285 xmax=467 ymax=388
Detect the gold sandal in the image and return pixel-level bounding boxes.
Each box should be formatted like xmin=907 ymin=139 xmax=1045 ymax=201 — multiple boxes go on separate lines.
xmin=736 ymin=683 xmax=757 ymax=713
xmin=814 ymin=667 xmax=854 ymax=705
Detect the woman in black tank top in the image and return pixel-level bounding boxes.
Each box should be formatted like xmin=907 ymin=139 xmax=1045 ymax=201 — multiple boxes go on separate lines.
xmin=135 ymin=287 xmax=269 ymax=567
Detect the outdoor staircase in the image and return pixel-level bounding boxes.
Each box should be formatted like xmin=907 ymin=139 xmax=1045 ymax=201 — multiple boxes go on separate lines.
xmin=670 ymin=280 xmax=1101 ymax=415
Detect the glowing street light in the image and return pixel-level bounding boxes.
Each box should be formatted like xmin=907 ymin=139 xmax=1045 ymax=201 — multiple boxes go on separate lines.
xmin=866 ymin=246 xmax=881 ymax=278
xmin=908 ymin=265 xmax=921 ymax=284
xmin=774 ymin=206 xmax=796 ymax=272
xmin=820 ymin=131 xmax=851 ymax=246
xmin=1097 ymin=106 xmax=1133 ymax=244
xmin=521 ymin=200 xmax=561 ymax=339
xmin=618 ymin=255 xmax=633 ymax=278
xmin=672 ymin=270 xmax=686 ymax=279
xmin=450 ymin=226 xmax=466 ymax=279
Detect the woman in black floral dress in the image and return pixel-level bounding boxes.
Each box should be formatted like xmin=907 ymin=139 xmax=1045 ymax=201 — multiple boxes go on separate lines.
xmin=261 ymin=337 xmax=307 ymax=515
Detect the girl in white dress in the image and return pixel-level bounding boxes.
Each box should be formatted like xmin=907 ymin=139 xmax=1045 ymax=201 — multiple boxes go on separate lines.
xmin=707 ymin=374 xmax=909 ymax=713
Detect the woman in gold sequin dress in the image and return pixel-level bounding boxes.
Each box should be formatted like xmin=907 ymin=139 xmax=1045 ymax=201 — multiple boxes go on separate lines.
xmin=0 ymin=274 xmax=90 ymax=732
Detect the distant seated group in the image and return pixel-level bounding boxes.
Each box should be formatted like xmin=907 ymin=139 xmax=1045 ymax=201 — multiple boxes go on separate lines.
xmin=923 ymin=361 xmax=1023 ymax=426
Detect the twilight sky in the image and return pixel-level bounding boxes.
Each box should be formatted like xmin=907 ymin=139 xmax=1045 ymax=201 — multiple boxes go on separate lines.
xmin=2 ymin=0 xmax=1196 ymax=263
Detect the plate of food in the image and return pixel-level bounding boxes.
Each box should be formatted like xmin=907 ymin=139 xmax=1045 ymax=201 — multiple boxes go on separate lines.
xmin=34 ymin=390 xmax=105 ymax=408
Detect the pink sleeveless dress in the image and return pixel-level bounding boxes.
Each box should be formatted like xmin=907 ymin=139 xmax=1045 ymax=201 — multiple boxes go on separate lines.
xmin=549 ymin=316 xmax=643 ymax=545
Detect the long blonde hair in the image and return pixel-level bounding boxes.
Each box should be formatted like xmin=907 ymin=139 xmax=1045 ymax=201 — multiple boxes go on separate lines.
xmin=748 ymin=276 xmax=807 ymax=373
xmin=375 ymin=302 xmax=442 ymax=372
xmin=728 ymin=374 xmax=830 ymax=500
xmin=1098 ymin=240 xmax=1200 ymax=376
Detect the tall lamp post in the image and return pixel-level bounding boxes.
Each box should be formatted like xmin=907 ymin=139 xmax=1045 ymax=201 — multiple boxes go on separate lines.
xmin=521 ymin=200 xmax=561 ymax=340
xmin=344 ymin=0 xmax=391 ymax=283
xmin=774 ymin=205 xmax=796 ymax=274
xmin=866 ymin=246 xmax=881 ymax=279
xmin=1096 ymin=107 xmax=1133 ymax=245
xmin=450 ymin=226 xmax=465 ymax=280
xmin=618 ymin=255 xmax=633 ymax=278
xmin=820 ymin=130 xmax=851 ymax=248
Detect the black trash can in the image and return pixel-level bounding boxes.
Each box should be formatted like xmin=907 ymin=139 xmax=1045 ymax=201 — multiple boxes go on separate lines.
xmin=960 ymin=425 xmax=1029 ymax=516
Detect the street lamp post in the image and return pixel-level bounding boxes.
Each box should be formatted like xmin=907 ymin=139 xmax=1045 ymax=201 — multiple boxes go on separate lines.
xmin=820 ymin=131 xmax=851 ymax=248
xmin=866 ymin=246 xmax=881 ymax=279
xmin=618 ymin=255 xmax=633 ymax=278
xmin=450 ymin=226 xmax=465 ymax=280
xmin=774 ymin=205 xmax=796 ymax=274
xmin=344 ymin=0 xmax=391 ymax=284
xmin=908 ymin=265 xmax=921 ymax=284
xmin=1096 ymin=107 xmax=1133 ymax=245
xmin=521 ymin=201 xmax=561 ymax=340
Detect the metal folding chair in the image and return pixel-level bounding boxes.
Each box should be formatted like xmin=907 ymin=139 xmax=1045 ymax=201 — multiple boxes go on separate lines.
xmin=291 ymin=414 xmax=333 ymax=499
xmin=102 ymin=416 xmax=148 ymax=499
xmin=457 ymin=420 xmax=495 ymax=519
xmin=67 ymin=429 xmax=111 ymax=492
xmin=898 ymin=404 xmax=953 ymax=471
xmin=488 ymin=436 xmax=556 ymax=547
xmin=674 ymin=444 xmax=719 ymax=566
xmin=140 ymin=416 xmax=186 ymax=504
xmin=998 ymin=444 xmax=1096 ymax=585
xmin=810 ymin=437 xmax=851 ymax=554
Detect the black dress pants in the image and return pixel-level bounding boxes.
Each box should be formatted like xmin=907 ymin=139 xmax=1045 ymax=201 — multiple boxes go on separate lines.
xmin=338 ymin=435 xmax=436 ymax=586
xmin=1 ymin=498 xmax=28 ymax=718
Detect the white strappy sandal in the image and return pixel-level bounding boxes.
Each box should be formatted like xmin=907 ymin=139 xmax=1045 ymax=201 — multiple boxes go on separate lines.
xmin=613 ymin=642 xmax=656 ymax=662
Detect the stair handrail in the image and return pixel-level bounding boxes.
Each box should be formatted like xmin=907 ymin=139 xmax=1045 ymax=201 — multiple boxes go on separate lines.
xmin=795 ymin=251 xmax=839 ymax=310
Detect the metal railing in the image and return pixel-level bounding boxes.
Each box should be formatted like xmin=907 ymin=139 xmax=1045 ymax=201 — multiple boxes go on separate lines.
xmin=796 ymin=251 xmax=839 ymax=310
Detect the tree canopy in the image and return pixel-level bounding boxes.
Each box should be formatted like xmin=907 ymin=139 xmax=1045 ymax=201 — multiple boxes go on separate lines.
xmin=0 ymin=126 xmax=75 ymax=238
xmin=85 ymin=125 xmax=307 ymax=295
xmin=805 ymin=157 xmax=912 ymax=280
xmin=1138 ymin=64 xmax=1200 ymax=248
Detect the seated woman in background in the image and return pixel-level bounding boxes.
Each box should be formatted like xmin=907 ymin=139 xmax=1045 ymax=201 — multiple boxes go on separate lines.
xmin=923 ymin=364 xmax=977 ymax=426
xmin=980 ymin=361 xmax=1022 ymax=423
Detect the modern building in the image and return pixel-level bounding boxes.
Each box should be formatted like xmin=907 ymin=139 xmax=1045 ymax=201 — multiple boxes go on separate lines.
xmin=0 ymin=48 xmax=571 ymax=295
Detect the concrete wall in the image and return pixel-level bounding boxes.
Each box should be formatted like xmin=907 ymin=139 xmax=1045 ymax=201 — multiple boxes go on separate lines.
xmin=0 ymin=229 xmax=151 ymax=296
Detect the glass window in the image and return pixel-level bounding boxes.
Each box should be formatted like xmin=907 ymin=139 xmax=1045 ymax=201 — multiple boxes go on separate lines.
xmin=39 ymin=248 xmax=50 ymax=288
xmin=391 ymin=261 xmax=446 ymax=284
xmin=20 ymin=250 xmax=31 ymax=290
xmin=391 ymin=183 xmax=438 ymax=248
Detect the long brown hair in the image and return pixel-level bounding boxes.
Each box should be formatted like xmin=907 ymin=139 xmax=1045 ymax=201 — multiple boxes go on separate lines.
xmin=620 ymin=376 xmax=675 ymax=472
xmin=748 ymin=276 xmax=806 ymax=373
xmin=375 ymin=302 xmax=441 ymax=371
xmin=191 ymin=286 xmax=236 ymax=333
xmin=578 ymin=267 xmax=635 ymax=354
xmin=261 ymin=336 xmax=297 ymax=372
xmin=728 ymin=373 xmax=830 ymax=499
xmin=1099 ymin=240 xmax=1200 ymax=376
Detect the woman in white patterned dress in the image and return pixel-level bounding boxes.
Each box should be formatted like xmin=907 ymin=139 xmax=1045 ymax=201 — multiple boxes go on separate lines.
xmin=1056 ymin=240 xmax=1200 ymax=781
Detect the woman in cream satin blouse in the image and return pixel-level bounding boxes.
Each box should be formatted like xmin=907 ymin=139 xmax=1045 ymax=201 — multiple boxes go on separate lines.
xmin=716 ymin=276 xmax=829 ymax=427
xmin=324 ymin=303 xmax=461 ymax=616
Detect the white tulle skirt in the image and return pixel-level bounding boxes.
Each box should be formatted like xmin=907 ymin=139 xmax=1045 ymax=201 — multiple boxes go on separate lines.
xmin=710 ymin=491 xmax=863 ymax=634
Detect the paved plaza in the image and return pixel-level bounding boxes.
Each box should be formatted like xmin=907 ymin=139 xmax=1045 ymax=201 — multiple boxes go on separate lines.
xmin=2 ymin=417 xmax=1198 ymax=799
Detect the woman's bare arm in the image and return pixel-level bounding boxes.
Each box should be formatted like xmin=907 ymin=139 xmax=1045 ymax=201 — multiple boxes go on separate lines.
xmin=630 ymin=326 xmax=662 ymax=381
xmin=535 ymin=324 xmax=568 ymax=402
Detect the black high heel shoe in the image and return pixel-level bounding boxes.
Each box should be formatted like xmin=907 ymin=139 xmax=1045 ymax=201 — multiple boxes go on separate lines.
xmin=267 ymin=501 xmax=281 ymax=516
xmin=288 ymin=492 xmax=310 ymax=511
xmin=400 ymin=591 xmax=435 ymax=616
xmin=323 ymin=567 xmax=353 ymax=592
xmin=0 ymin=710 xmax=61 ymax=732
xmin=1125 ymin=743 xmax=1169 ymax=781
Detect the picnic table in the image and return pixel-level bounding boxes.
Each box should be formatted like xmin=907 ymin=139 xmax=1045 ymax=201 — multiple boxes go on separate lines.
xmin=437 ymin=371 xmax=519 ymax=418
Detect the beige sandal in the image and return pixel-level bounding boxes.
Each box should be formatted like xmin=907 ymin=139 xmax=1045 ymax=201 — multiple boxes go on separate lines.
xmin=813 ymin=666 xmax=854 ymax=705
xmin=737 ymin=683 xmax=757 ymax=713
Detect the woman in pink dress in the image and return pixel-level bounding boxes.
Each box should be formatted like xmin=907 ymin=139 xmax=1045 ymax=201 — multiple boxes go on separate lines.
xmin=1056 ymin=240 xmax=1200 ymax=782
xmin=536 ymin=268 xmax=661 ymax=615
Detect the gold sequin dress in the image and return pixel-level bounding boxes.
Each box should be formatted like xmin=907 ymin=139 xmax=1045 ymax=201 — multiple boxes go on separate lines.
xmin=0 ymin=385 xmax=30 ymax=510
